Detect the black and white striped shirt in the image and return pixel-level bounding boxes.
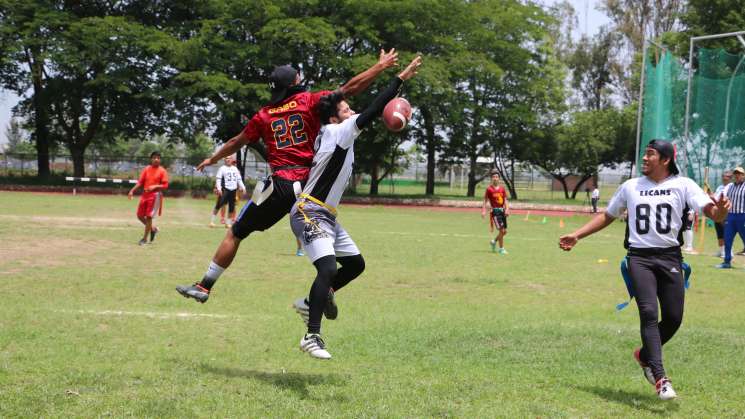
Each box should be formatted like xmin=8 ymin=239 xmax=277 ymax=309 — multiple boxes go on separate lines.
xmin=725 ymin=181 xmax=745 ymax=213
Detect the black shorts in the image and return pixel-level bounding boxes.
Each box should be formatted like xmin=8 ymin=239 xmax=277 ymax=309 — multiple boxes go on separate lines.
xmin=491 ymin=208 xmax=507 ymax=229
xmin=232 ymin=176 xmax=302 ymax=239
xmin=215 ymin=189 xmax=238 ymax=213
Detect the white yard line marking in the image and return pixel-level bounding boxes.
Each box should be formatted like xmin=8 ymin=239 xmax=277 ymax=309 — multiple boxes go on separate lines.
xmin=371 ymin=230 xmax=614 ymax=242
xmin=56 ymin=309 xmax=238 ymax=320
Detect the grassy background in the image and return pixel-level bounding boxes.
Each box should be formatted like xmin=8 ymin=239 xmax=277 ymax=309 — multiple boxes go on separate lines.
xmin=0 ymin=192 xmax=743 ymax=417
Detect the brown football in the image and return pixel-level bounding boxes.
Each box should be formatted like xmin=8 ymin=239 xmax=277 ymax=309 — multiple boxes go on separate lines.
xmin=382 ymin=97 xmax=412 ymax=132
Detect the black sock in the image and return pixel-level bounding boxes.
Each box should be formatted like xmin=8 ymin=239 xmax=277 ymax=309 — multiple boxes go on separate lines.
xmin=308 ymin=256 xmax=337 ymax=334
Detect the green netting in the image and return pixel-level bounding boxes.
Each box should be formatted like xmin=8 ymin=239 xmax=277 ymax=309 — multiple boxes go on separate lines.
xmin=639 ymin=45 xmax=745 ymax=187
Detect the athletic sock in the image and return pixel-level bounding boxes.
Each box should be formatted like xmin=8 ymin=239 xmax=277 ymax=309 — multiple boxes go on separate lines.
xmin=211 ymin=214 xmax=217 ymax=224
xmin=199 ymin=261 xmax=225 ymax=290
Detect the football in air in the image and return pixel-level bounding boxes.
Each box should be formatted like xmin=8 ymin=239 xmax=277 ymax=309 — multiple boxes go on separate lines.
xmin=382 ymin=97 xmax=412 ymax=132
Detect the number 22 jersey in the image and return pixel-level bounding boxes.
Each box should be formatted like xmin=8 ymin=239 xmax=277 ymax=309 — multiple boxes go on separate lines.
xmin=606 ymin=175 xmax=711 ymax=248
xmin=242 ymin=90 xmax=333 ymax=181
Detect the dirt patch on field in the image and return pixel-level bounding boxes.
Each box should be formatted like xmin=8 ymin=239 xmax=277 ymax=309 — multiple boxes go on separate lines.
xmin=0 ymin=237 xmax=116 ymax=274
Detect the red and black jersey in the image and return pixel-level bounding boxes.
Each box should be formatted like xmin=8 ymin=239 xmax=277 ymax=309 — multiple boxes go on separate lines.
xmin=485 ymin=185 xmax=507 ymax=208
xmin=242 ymin=90 xmax=333 ymax=181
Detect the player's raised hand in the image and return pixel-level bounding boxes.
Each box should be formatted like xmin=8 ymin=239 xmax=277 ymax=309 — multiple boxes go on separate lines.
xmin=378 ymin=48 xmax=398 ymax=69
xmin=558 ymin=233 xmax=578 ymax=251
xmin=398 ymin=56 xmax=422 ymax=81
xmin=196 ymin=158 xmax=212 ymax=172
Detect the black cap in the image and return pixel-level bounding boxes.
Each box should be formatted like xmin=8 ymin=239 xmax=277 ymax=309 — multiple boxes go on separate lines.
xmin=269 ymin=65 xmax=298 ymax=104
xmin=647 ymin=139 xmax=679 ymax=175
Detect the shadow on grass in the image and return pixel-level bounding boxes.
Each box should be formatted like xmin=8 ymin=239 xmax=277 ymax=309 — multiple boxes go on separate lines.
xmin=574 ymin=385 xmax=679 ymax=415
xmin=200 ymin=363 xmax=346 ymax=399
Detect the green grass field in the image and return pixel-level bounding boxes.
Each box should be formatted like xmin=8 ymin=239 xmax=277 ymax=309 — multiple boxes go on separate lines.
xmin=1 ymin=192 xmax=744 ymax=418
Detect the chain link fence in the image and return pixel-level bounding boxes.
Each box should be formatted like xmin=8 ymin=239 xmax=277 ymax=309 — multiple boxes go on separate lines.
xmin=1 ymin=152 xmax=627 ymax=201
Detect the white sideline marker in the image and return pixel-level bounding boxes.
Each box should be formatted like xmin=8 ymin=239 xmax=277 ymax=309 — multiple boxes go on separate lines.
xmin=65 ymin=176 xmax=138 ymax=186
xmin=58 ymin=309 xmax=236 ymax=320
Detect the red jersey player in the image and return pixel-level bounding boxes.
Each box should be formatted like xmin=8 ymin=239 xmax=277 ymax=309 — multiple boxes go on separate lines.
xmin=481 ymin=170 xmax=509 ymax=254
xmin=177 ymin=49 xmax=399 ymax=303
xmin=128 ymin=151 xmax=169 ymax=246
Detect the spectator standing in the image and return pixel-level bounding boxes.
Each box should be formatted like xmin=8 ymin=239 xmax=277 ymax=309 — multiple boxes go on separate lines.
xmin=591 ymin=186 xmax=600 ymax=213
xmin=716 ymin=167 xmax=745 ymax=268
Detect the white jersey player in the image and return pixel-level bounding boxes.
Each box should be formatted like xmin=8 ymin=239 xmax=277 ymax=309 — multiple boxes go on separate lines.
xmin=211 ymin=156 xmax=245 ymax=227
xmin=288 ymin=56 xmax=422 ymax=360
xmin=559 ymin=139 xmax=729 ymax=400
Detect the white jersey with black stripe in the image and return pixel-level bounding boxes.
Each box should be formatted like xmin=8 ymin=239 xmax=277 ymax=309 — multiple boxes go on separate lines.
xmin=724 ymin=181 xmax=745 ymax=213
xmin=301 ymin=114 xmax=361 ymax=209
xmin=606 ymin=175 xmax=711 ymax=248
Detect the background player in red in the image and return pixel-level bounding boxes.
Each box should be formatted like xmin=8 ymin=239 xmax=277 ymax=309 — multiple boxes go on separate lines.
xmin=176 ymin=49 xmax=399 ymax=303
xmin=128 ymin=151 xmax=169 ymax=246
xmin=481 ymin=169 xmax=509 ymax=254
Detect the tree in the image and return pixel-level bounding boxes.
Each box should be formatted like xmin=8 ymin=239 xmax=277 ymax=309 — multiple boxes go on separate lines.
xmin=530 ymin=107 xmax=634 ymax=199
xmin=666 ymin=0 xmax=745 ymax=54
xmin=1 ymin=1 xmax=179 ymax=177
xmin=3 ymin=117 xmax=34 ymax=154
xmin=47 ymin=14 xmax=175 ymax=176
xmin=599 ymin=0 xmax=685 ymax=103
xmin=443 ymin=0 xmax=563 ymax=197
xmin=567 ymin=30 xmax=623 ymax=110
xmin=0 ymin=0 xmax=69 ymax=177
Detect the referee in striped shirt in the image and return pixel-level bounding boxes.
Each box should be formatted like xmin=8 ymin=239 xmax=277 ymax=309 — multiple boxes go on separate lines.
xmin=717 ymin=166 xmax=745 ymax=268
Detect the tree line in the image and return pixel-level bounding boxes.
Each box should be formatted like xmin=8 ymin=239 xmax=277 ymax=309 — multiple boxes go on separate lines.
xmin=1 ymin=0 xmax=739 ymax=198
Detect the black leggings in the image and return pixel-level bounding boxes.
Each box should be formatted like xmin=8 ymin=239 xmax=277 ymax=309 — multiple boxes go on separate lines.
xmin=307 ymin=254 xmax=365 ymax=334
xmin=627 ymin=253 xmax=685 ymax=381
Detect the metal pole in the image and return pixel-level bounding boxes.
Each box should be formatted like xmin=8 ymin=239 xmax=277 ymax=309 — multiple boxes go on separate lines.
xmin=683 ymin=36 xmax=695 ymax=176
xmin=635 ymin=40 xmax=649 ymax=177
xmin=691 ymin=30 xmax=745 ymax=42
xmin=724 ymin=55 xmax=745 ymax=134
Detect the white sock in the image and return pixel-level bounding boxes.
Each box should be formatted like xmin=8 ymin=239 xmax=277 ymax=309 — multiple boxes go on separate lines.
xmin=205 ymin=261 xmax=225 ymax=281
xmin=683 ymin=230 xmax=693 ymax=249
xmin=211 ymin=214 xmax=217 ymax=224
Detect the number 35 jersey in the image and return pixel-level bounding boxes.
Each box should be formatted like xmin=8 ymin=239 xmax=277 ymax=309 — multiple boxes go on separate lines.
xmin=606 ymin=175 xmax=711 ymax=248
xmin=242 ymin=90 xmax=333 ymax=181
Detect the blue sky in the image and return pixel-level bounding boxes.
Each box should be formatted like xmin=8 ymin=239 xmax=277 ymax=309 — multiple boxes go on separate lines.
xmin=0 ymin=0 xmax=609 ymax=148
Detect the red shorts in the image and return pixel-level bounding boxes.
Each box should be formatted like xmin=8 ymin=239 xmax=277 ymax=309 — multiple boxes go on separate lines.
xmin=137 ymin=192 xmax=163 ymax=218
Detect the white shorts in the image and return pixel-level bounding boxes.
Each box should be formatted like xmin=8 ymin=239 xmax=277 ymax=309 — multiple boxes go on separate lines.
xmin=289 ymin=201 xmax=360 ymax=262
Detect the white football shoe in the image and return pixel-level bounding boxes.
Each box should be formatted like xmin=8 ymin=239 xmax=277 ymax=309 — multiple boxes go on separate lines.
xmin=655 ymin=378 xmax=677 ymax=400
xmin=300 ymin=333 xmax=331 ymax=359
xmin=293 ymin=297 xmax=310 ymax=325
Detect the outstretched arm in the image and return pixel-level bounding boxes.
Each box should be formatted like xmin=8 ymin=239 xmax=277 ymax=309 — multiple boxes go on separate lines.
xmin=339 ymin=49 xmax=399 ymax=98
xmin=197 ymin=131 xmax=250 ymax=172
xmin=559 ymin=212 xmax=617 ymax=251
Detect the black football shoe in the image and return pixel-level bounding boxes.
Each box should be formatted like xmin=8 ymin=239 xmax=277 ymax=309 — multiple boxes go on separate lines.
xmin=176 ymin=283 xmax=210 ymax=303
xmin=324 ymin=289 xmax=338 ymax=320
